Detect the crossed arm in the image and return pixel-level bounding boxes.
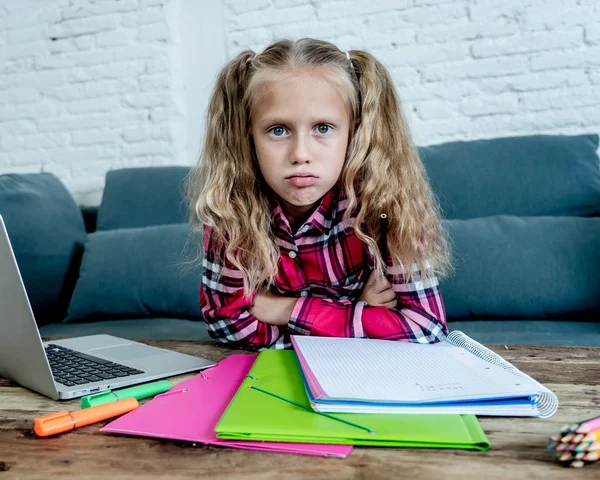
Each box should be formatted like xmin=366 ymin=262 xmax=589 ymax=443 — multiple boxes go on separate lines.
xmin=249 ymin=270 xmax=397 ymax=326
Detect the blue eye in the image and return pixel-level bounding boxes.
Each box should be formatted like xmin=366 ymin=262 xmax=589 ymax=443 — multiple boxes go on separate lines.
xmin=317 ymin=124 xmax=331 ymax=134
xmin=270 ymin=126 xmax=286 ymax=137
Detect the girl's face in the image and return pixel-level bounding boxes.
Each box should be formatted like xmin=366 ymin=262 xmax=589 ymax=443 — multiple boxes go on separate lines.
xmin=251 ymin=70 xmax=351 ymax=227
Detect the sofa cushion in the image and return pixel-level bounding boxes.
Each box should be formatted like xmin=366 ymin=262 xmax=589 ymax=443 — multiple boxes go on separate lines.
xmin=66 ymin=223 xmax=204 ymax=322
xmin=0 ymin=173 xmax=86 ymax=325
xmin=420 ymin=134 xmax=600 ymax=219
xmin=440 ymin=215 xmax=600 ymax=320
xmin=97 ymin=166 xmax=191 ymax=230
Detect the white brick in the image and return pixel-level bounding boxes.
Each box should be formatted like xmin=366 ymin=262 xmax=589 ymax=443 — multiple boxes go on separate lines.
xmin=317 ymin=0 xmax=411 ymax=21
xmin=461 ymin=94 xmax=520 ymax=116
xmin=0 ymin=88 xmax=41 ymax=105
xmin=47 ymin=38 xmax=79 ymax=54
xmin=122 ymin=140 xmax=173 ymax=157
xmin=2 ymin=133 xmax=69 ymax=151
xmin=139 ymin=74 xmax=171 ymax=91
xmin=520 ymin=87 xmax=600 ymax=112
xmin=585 ymin=24 xmax=600 ymax=45
xmin=96 ymin=30 xmax=133 ymax=47
xmin=71 ymin=130 xmax=121 ymax=146
xmin=590 ymin=70 xmax=600 ymax=85
xmin=363 ymin=29 xmax=415 ymax=49
xmin=377 ymin=43 xmax=467 ymax=68
xmin=73 ymin=36 xmax=95 ymax=50
xmin=0 ymin=120 xmax=38 ymax=135
xmin=38 ymin=115 xmax=109 ymax=132
xmin=113 ymin=45 xmax=162 ymax=61
xmin=389 ymin=66 xmax=420 ymax=87
xmin=413 ymin=100 xmax=459 ymax=120
xmin=47 ymin=78 xmax=138 ymax=101
xmin=478 ymin=70 xmax=589 ymax=94
xmin=121 ymin=7 xmax=165 ymax=27
xmin=363 ymin=11 xmax=407 ymax=33
xmin=228 ymin=0 xmax=271 ymax=14
xmin=145 ymin=56 xmax=170 ymax=74
xmin=5 ymin=26 xmax=42 ymax=44
xmin=122 ymin=126 xmax=172 ymax=143
xmin=149 ymin=106 xmax=170 ymax=122
xmin=0 ymin=58 xmax=34 ymax=75
xmin=417 ymin=21 xmax=519 ymax=45
xmin=521 ymin=6 xmax=596 ymax=31
xmin=1 ymin=42 xmax=42 ymax=60
xmin=230 ymin=28 xmax=272 ymax=49
xmin=122 ymin=93 xmax=170 ymax=108
xmin=47 ymin=15 xmax=119 ymax=39
xmin=44 ymin=145 xmax=120 ymax=164
xmin=530 ymin=49 xmax=588 ymax=71
xmin=0 ymin=104 xmax=36 ymax=121
xmin=138 ymin=22 xmax=171 ymax=42
xmin=229 ymin=5 xmax=313 ymax=31
xmin=61 ymin=0 xmax=138 ymax=20
xmin=398 ymin=3 xmax=467 ymax=25
xmin=471 ymin=30 xmax=583 ymax=58
xmin=34 ymin=50 xmax=114 ymax=70
xmin=66 ymin=97 xmax=121 ymax=114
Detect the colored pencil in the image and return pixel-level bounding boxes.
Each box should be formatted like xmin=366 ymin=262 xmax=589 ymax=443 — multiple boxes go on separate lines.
xmin=576 ymin=416 xmax=600 ymax=434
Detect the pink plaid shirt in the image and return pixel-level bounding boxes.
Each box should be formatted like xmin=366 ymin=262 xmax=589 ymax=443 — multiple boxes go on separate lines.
xmin=200 ymin=186 xmax=447 ymax=349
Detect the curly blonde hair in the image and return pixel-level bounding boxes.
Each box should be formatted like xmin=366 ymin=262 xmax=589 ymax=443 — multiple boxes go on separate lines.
xmin=187 ymin=38 xmax=451 ymax=296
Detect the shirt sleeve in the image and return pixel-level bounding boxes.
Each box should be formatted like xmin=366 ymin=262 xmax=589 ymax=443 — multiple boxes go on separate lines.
xmin=200 ymin=226 xmax=288 ymax=349
xmin=288 ymin=260 xmax=448 ymax=344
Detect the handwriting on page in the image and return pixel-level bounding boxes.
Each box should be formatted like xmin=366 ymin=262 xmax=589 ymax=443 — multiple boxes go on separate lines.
xmin=414 ymin=382 xmax=465 ymax=393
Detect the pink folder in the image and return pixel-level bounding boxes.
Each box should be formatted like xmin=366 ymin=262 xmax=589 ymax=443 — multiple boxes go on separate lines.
xmin=101 ymin=354 xmax=352 ymax=458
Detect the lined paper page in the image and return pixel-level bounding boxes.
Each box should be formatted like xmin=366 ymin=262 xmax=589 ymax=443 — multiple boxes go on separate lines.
xmin=293 ymin=336 xmax=541 ymax=403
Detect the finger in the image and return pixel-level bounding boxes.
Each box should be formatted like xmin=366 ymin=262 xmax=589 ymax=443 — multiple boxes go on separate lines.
xmin=382 ymin=299 xmax=398 ymax=310
xmin=373 ymin=276 xmax=392 ymax=293
xmin=378 ymin=289 xmax=397 ymax=303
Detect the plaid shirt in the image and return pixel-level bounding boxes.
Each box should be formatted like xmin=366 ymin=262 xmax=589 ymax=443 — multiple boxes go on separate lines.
xmin=200 ymin=187 xmax=447 ymax=349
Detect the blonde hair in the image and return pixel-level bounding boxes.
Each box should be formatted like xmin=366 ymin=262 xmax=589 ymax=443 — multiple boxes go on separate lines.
xmin=187 ymin=38 xmax=451 ymax=296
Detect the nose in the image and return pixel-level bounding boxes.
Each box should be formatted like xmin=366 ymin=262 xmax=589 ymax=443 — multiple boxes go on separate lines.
xmin=289 ymin=133 xmax=310 ymax=165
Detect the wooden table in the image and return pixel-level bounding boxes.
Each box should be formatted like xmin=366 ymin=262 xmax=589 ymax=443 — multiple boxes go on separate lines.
xmin=1 ymin=341 xmax=599 ymax=479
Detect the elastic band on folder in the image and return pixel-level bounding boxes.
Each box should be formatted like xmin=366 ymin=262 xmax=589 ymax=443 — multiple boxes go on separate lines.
xmin=248 ymin=385 xmax=375 ymax=434
xmin=246 ymin=375 xmax=258 ymax=380
xmin=155 ymin=388 xmax=188 ymax=398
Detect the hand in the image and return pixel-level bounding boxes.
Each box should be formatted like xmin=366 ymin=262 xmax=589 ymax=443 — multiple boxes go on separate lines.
xmin=358 ymin=269 xmax=398 ymax=309
xmin=249 ymin=290 xmax=298 ymax=326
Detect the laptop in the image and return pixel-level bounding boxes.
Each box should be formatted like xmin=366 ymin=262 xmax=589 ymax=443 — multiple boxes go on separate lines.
xmin=0 ymin=214 xmax=215 ymax=400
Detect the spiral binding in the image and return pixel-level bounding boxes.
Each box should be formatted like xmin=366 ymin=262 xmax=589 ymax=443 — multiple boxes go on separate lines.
xmin=446 ymin=330 xmax=559 ymax=418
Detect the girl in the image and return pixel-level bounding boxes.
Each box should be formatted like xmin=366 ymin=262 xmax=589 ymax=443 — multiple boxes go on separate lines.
xmin=187 ymin=38 xmax=451 ymax=349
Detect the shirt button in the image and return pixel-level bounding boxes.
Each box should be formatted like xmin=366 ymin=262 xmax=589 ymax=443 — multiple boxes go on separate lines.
xmin=300 ymin=290 xmax=308 ymax=297
xmin=301 ymin=225 xmax=309 ymax=233
xmin=289 ymin=251 xmax=297 ymax=259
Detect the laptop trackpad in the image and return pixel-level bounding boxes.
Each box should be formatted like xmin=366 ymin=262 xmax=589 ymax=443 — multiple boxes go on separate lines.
xmin=90 ymin=343 xmax=166 ymax=362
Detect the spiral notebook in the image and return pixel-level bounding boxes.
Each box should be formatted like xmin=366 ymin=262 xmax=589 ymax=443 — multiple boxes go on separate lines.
xmin=291 ymin=331 xmax=558 ymax=418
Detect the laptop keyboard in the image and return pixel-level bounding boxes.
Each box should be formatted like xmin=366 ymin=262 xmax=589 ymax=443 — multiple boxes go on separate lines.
xmin=45 ymin=344 xmax=144 ymax=387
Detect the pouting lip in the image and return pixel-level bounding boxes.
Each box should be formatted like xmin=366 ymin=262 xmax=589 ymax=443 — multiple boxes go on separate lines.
xmin=285 ymin=172 xmax=318 ymax=179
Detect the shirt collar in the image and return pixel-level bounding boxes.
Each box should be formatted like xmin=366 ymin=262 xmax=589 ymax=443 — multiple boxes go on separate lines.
xmin=270 ymin=184 xmax=340 ymax=236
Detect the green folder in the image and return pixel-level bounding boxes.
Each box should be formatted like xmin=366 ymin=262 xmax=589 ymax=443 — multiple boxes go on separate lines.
xmin=215 ymin=350 xmax=490 ymax=450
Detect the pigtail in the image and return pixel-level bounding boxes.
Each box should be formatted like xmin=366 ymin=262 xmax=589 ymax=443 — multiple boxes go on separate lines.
xmin=343 ymin=50 xmax=449 ymax=281
xmin=187 ymin=50 xmax=280 ymax=296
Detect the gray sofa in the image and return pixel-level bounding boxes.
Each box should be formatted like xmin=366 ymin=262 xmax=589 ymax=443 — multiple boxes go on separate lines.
xmin=1 ymin=133 xmax=599 ymax=346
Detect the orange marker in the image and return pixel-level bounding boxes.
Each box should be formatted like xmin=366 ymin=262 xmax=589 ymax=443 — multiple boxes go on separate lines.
xmin=34 ymin=398 xmax=138 ymax=437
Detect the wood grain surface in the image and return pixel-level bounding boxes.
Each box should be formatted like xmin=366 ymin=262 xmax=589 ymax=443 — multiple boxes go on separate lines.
xmin=0 ymin=341 xmax=598 ymax=479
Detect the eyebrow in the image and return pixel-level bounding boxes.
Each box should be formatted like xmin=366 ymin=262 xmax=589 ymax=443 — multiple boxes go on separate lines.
xmin=257 ymin=116 xmax=345 ymax=126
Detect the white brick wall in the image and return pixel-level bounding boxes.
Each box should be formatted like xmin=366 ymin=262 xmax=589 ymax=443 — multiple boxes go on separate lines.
xmin=1 ymin=0 xmax=598 ymax=205
xmin=224 ymin=0 xmax=600 ymax=148
xmin=0 ymin=0 xmax=187 ymax=205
